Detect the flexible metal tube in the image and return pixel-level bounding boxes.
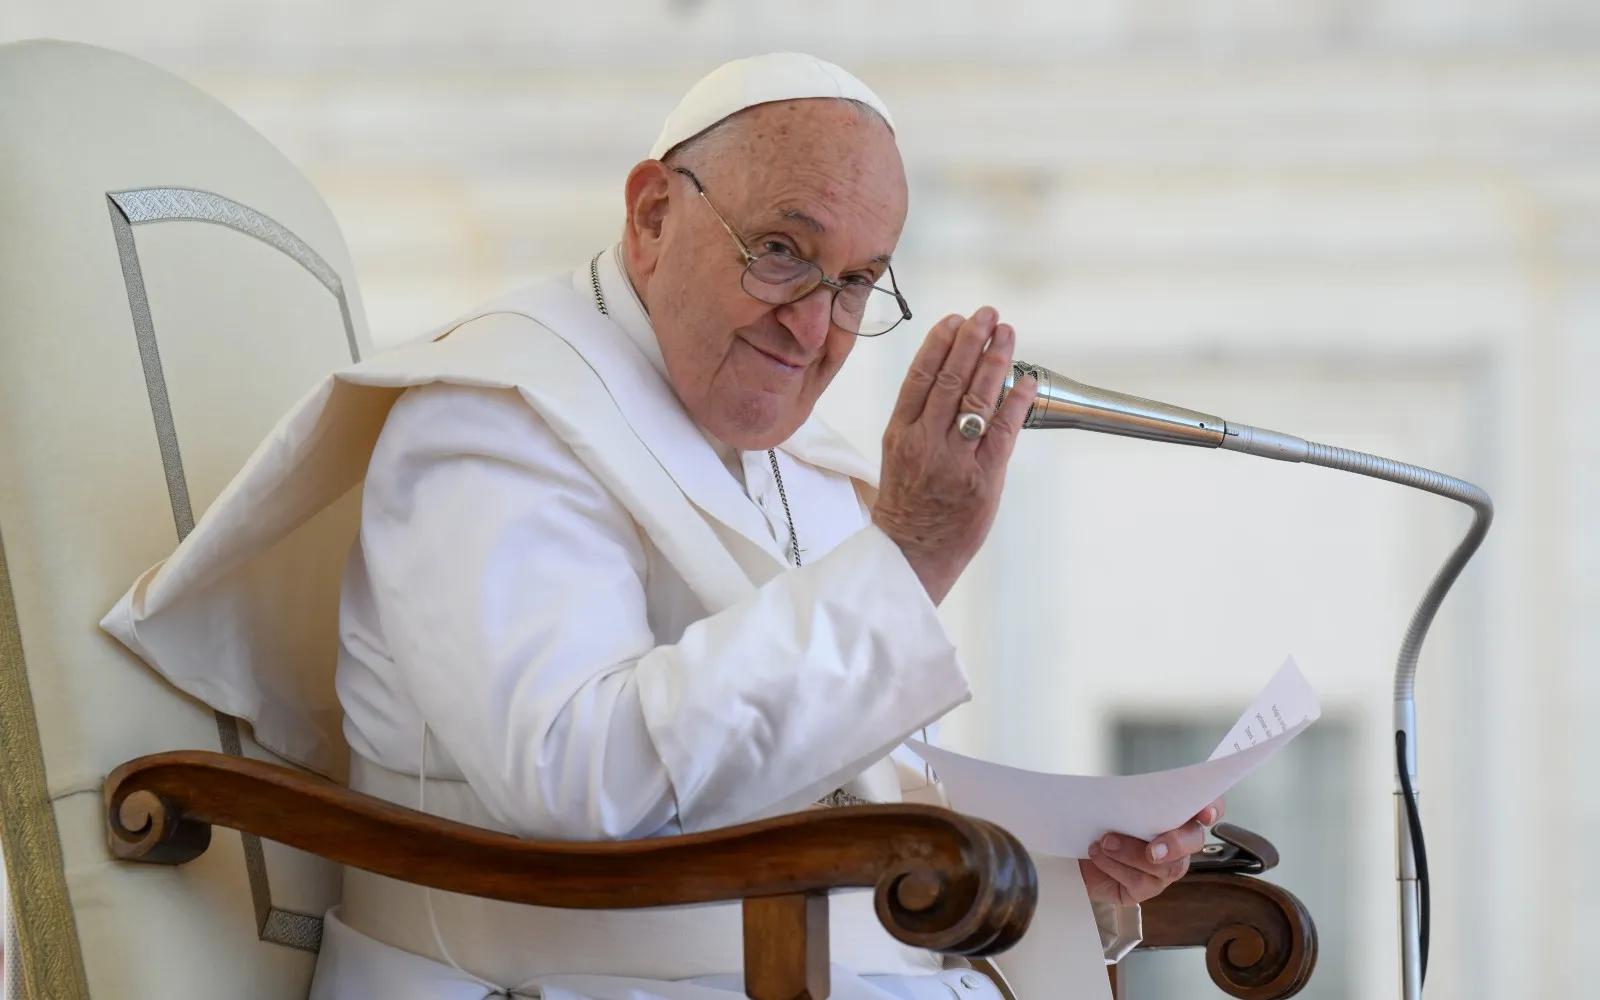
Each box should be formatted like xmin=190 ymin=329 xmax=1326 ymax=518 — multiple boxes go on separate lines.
xmin=1296 ymin=443 xmax=1494 ymax=704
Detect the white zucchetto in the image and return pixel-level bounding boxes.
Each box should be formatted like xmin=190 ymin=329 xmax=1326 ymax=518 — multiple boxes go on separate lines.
xmin=649 ymin=52 xmax=895 ymax=160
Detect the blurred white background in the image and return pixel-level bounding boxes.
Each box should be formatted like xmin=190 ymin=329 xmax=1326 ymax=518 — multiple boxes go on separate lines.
xmin=5 ymin=2 xmax=1598 ymax=997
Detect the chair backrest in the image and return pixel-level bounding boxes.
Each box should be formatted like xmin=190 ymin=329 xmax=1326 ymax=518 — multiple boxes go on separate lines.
xmin=0 ymin=39 xmax=373 ymax=999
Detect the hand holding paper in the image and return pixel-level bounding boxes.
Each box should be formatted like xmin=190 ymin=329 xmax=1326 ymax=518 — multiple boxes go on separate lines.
xmin=904 ymin=657 xmax=1321 ymax=858
xmin=931 ymin=659 xmax=1319 ymax=1000
xmin=1081 ymin=803 xmax=1218 ymax=907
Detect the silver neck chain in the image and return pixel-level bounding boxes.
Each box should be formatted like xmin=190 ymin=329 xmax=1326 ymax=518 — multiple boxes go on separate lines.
xmin=588 ymin=251 xmax=802 ymax=567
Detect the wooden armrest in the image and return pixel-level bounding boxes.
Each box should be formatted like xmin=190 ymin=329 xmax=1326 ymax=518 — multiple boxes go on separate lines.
xmin=1100 ymin=824 xmax=1316 ymax=1000
xmin=1133 ymin=872 xmax=1317 ymax=999
xmin=106 ymin=751 xmax=1036 ymax=998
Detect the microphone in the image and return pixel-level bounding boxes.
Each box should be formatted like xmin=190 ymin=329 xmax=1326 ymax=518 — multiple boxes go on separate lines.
xmin=1001 ymin=361 xmax=1334 ymax=463
xmin=999 ymin=361 xmax=1226 ymax=448
xmin=1001 ymin=360 xmax=1493 ymax=1000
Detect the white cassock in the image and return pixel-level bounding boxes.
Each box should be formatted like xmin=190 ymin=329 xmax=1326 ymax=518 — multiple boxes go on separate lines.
xmin=103 ymin=244 xmax=1138 ymax=1000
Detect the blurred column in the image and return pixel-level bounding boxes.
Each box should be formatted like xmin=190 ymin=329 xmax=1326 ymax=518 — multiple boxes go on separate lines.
xmin=1552 ymin=189 xmax=1600 ymax=995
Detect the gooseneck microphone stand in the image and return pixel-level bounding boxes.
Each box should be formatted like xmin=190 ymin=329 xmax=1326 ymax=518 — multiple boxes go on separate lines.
xmin=1001 ymin=363 xmax=1494 ymax=999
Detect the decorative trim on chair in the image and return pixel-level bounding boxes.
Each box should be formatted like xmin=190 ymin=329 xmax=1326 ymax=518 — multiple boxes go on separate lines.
xmin=106 ymin=187 xmax=360 ymax=953
xmin=215 ymin=713 xmax=326 ymax=953
xmin=109 ymin=187 xmax=359 ymax=363
xmin=106 ymin=192 xmax=196 ymax=538
xmin=0 ymin=529 xmax=94 ymax=999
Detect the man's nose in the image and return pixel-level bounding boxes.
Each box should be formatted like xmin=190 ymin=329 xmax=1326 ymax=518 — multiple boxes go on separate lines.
xmin=775 ymin=284 xmax=835 ymax=352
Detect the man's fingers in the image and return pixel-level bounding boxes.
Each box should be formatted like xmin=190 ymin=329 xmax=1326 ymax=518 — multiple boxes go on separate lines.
xmin=1097 ymin=833 xmax=1190 ymax=880
xmin=980 ymin=366 xmax=1037 ymax=464
xmin=1086 ymin=842 xmax=1167 ymax=905
xmin=890 ymin=315 xmax=962 ymax=426
xmin=922 ymin=307 xmax=997 ymax=428
xmin=959 ymin=322 xmax=1015 ymax=429
xmin=1197 ymin=797 xmax=1226 ymax=826
xmin=1147 ymin=820 xmax=1207 ymax=867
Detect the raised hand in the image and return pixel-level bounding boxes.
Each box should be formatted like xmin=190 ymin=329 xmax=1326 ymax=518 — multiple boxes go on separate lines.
xmin=872 ymin=307 xmax=1037 ymax=604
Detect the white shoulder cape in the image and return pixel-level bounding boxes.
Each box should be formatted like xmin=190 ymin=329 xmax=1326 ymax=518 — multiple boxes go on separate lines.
xmin=101 ymin=275 xmax=879 ymax=778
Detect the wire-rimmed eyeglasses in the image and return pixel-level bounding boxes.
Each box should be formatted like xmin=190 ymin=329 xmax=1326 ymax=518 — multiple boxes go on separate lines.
xmin=673 ymin=167 xmax=912 ymax=337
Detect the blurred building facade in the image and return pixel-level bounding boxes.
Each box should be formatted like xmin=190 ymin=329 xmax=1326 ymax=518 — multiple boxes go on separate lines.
xmin=5 ymin=2 xmax=1598 ymax=997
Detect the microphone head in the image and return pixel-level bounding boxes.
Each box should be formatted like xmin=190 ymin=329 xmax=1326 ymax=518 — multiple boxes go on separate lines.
xmin=1000 ymin=362 xmax=1226 ymax=447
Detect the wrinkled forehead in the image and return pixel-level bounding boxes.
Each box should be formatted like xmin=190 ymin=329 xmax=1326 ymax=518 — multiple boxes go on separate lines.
xmin=734 ymin=98 xmax=894 ymax=160
xmin=721 ymin=101 xmax=907 ymax=232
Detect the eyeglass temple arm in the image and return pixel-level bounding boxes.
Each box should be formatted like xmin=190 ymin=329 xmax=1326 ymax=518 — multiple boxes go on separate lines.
xmin=672 ymin=167 xmax=757 ymax=261
xmin=884 ymin=264 xmax=912 ymax=320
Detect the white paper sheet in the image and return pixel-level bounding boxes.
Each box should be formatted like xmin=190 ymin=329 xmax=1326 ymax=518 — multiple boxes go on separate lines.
xmin=1208 ymin=656 xmax=1321 ymax=759
xmin=904 ymin=657 xmax=1321 ymax=858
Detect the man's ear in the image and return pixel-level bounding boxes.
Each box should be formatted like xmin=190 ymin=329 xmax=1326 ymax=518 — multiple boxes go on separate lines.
xmin=622 ymin=159 xmax=675 ymax=283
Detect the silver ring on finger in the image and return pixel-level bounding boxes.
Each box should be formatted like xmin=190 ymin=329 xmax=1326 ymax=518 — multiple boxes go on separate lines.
xmin=956 ymin=411 xmax=988 ymax=441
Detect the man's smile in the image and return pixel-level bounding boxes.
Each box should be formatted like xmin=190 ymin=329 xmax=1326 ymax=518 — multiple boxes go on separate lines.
xmin=739 ymin=337 xmax=807 ymax=373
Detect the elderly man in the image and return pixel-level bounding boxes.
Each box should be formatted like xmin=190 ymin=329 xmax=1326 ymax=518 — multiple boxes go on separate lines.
xmin=107 ymin=53 xmax=1219 ymax=1000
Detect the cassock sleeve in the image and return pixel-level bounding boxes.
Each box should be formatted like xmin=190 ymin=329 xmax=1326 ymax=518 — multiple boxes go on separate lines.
xmin=358 ymin=383 xmax=970 ymax=840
